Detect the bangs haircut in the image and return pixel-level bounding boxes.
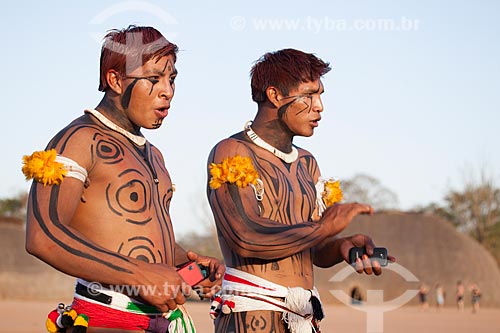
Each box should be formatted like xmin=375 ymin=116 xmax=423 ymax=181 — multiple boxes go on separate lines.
xmin=98 ymin=25 xmax=179 ymax=91
xmin=250 ymin=48 xmax=331 ymax=103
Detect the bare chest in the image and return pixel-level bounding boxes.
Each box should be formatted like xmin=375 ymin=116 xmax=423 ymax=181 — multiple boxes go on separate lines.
xmin=254 ymin=158 xmax=317 ymax=224
xmin=74 ymin=136 xmax=176 ymax=264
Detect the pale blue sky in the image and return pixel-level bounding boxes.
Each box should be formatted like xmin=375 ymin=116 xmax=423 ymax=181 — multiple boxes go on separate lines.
xmin=2 ymin=1 xmax=499 ymax=235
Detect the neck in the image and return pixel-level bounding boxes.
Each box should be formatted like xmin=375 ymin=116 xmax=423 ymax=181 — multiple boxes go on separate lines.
xmin=251 ymin=116 xmax=293 ymax=153
xmin=245 ymin=120 xmax=298 ymax=164
xmin=96 ymin=97 xmax=141 ymax=135
xmin=86 ymin=108 xmax=146 ymax=146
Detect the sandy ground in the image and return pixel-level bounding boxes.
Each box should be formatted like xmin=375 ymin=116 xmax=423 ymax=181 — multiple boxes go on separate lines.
xmin=1 ymin=300 xmax=499 ymax=333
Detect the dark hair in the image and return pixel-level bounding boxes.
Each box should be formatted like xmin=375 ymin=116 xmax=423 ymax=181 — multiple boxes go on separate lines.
xmin=98 ymin=25 xmax=179 ymax=92
xmin=250 ymin=48 xmax=331 ymax=103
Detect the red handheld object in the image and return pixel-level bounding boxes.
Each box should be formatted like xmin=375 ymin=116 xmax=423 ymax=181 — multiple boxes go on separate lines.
xmin=177 ymin=261 xmax=208 ymax=287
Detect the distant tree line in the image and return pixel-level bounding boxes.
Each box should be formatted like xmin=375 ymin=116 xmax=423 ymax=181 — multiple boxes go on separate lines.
xmin=419 ymin=168 xmax=500 ymax=267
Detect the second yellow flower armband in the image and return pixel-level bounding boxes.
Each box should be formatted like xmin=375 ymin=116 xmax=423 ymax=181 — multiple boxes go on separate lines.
xmin=209 ymin=155 xmax=264 ymax=201
xmin=315 ymin=177 xmax=343 ymax=216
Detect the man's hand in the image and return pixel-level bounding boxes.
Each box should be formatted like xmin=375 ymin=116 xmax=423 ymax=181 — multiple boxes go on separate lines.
xmin=320 ymin=203 xmax=374 ymax=236
xmin=186 ymin=251 xmax=225 ymax=298
xmin=339 ymin=234 xmax=396 ymax=276
xmin=135 ymin=261 xmax=187 ymax=313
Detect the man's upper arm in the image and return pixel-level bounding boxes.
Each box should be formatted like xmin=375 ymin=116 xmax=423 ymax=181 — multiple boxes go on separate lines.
xmin=207 ymin=140 xmax=325 ymax=259
xmin=26 ymin=126 xmax=91 ymax=230
xmin=207 ymin=139 xmax=261 ymax=218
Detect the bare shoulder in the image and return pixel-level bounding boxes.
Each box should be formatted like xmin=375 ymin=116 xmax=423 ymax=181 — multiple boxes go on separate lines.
xmin=295 ymin=145 xmax=322 ymax=180
xmin=149 ymin=143 xmax=166 ymax=163
xmin=50 ymin=113 xmax=103 ymax=143
xmin=294 ymin=145 xmax=319 ymax=165
xmin=208 ymin=132 xmax=254 ymax=163
xmin=42 ymin=114 xmax=99 ymax=166
xmin=295 ymin=145 xmax=315 ymax=159
xmin=44 ymin=113 xmax=141 ymax=173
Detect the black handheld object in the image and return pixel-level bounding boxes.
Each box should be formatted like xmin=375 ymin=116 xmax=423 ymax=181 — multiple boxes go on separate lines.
xmin=177 ymin=261 xmax=210 ymax=287
xmin=349 ymin=247 xmax=388 ymax=267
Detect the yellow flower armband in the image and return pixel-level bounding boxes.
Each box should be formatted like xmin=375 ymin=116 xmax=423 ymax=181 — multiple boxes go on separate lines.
xmin=209 ymin=155 xmax=264 ymax=202
xmin=323 ymin=179 xmax=343 ymax=206
xmin=22 ymin=149 xmax=88 ymax=186
xmin=209 ymin=155 xmax=260 ymax=189
xmin=315 ymin=177 xmax=343 ymax=216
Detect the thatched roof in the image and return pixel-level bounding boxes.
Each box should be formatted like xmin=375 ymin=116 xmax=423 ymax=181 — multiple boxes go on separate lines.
xmin=314 ymin=212 xmax=500 ymax=307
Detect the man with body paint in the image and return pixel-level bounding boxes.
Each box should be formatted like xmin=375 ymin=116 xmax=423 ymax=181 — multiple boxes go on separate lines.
xmin=206 ymin=48 xmax=394 ymax=332
xmin=24 ymin=25 xmax=224 ymax=333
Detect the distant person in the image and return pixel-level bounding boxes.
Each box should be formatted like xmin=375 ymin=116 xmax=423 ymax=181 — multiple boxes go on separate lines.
xmin=22 ymin=25 xmax=223 ymax=332
xmin=418 ymin=284 xmax=429 ymax=310
xmin=470 ymin=283 xmax=481 ymax=313
xmin=435 ymin=283 xmax=445 ymax=311
xmin=456 ymin=280 xmax=465 ymax=311
xmin=351 ymin=287 xmax=363 ymax=305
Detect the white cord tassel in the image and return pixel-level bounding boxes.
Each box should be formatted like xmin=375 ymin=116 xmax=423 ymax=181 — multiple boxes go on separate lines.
xmin=250 ymin=179 xmax=265 ymax=201
xmin=283 ymin=287 xmax=315 ymax=333
xmin=315 ymin=177 xmax=327 ymax=217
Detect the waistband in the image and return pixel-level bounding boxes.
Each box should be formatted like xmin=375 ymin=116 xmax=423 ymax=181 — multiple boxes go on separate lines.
xmin=74 ymin=279 xmax=162 ymax=315
xmin=222 ymin=267 xmax=289 ymax=297
xmin=216 ymin=266 xmax=324 ymax=332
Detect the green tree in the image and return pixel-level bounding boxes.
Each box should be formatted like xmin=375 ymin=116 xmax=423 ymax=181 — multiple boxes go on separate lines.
xmin=422 ymin=167 xmax=500 ymax=267
xmin=438 ymin=170 xmax=500 ymax=243
xmin=484 ymin=221 xmax=500 ymax=266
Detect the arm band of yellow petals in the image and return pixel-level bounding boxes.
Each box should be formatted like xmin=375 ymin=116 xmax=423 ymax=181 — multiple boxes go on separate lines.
xmin=22 ymin=149 xmax=88 ymax=186
xmin=315 ymin=176 xmax=343 ymax=217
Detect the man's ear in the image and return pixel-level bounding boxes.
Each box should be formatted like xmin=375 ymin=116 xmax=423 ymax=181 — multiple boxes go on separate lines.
xmin=265 ymin=86 xmax=281 ymax=108
xmin=105 ymin=70 xmax=123 ymax=94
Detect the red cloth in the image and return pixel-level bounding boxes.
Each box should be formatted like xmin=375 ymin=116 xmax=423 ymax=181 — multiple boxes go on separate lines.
xmin=71 ymin=298 xmax=151 ymax=330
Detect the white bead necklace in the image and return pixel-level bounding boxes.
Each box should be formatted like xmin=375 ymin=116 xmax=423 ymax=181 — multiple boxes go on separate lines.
xmin=85 ymin=109 xmax=146 ymax=146
xmin=244 ymin=121 xmax=298 ymax=164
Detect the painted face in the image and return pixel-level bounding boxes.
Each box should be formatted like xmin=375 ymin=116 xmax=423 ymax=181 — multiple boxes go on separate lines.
xmin=276 ymin=79 xmax=324 ymax=137
xmin=121 ymin=54 xmax=177 ymax=130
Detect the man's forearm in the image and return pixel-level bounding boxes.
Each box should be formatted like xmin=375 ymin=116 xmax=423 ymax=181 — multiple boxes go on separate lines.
xmin=26 ymin=226 xmax=146 ymax=287
xmin=174 ymin=243 xmax=189 ymax=266
xmin=313 ymin=236 xmax=345 ymax=268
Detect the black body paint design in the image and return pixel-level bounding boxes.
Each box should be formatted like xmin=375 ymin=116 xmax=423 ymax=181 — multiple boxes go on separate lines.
xmin=94 ymin=133 xmax=124 ymax=164
xmin=294 ymin=96 xmax=312 ymax=116
xmin=249 ymin=314 xmax=267 ymax=331
xmin=121 ymin=75 xmax=157 ymax=109
xmin=209 ymin=135 xmax=322 ymax=275
xmin=117 ymin=236 xmax=163 ymax=263
xmin=122 ymin=59 xmax=176 ymax=107
xmin=121 ymin=78 xmax=139 ymax=109
xmin=152 ymin=119 xmax=162 ymax=129
xmin=29 ymin=115 xmax=176 ymax=274
xmin=215 ymin=310 xmax=285 ymax=333
xmin=32 ymin=183 xmax=134 ymax=273
xmin=277 ymin=99 xmax=295 ymax=119
xmin=106 ymin=169 xmax=152 ymax=225
xmin=277 ymin=95 xmax=313 ymax=119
